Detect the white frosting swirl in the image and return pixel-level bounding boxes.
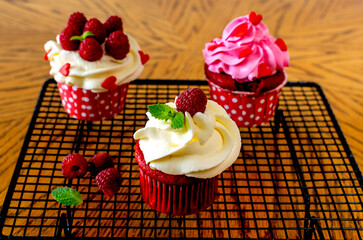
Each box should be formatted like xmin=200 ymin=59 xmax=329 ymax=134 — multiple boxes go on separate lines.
xmin=44 ymin=33 xmax=144 ymax=92
xmin=134 ymin=100 xmax=241 ymax=179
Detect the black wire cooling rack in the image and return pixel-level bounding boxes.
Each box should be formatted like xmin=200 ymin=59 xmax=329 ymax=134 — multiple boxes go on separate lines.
xmin=0 ymin=79 xmax=362 ymax=240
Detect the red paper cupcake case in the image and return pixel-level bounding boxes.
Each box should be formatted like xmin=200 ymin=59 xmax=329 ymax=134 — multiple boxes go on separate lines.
xmin=57 ymin=82 xmax=129 ymax=121
xmin=139 ymin=168 xmax=219 ymax=215
xmin=208 ymin=77 xmax=287 ymax=128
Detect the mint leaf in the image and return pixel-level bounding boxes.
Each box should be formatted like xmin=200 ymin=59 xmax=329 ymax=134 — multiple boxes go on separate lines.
xmin=148 ymin=104 xmax=175 ymax=121
xmin=171 ymin=112 xmax=184 ymax=129
xmin=70 ymin=31 xmax=94 ymax=41
xmin=51 ymin=187 xmax=83 ymax=206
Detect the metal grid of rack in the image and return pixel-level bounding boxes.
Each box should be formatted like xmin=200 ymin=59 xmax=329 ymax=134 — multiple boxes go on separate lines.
xmin=0 ymin=79 xmax=362 ymax=239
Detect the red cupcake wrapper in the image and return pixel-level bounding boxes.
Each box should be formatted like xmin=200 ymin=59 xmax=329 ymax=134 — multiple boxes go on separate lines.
xmin=139 ymin=168 xmax=219 ymax=215
xmin=57 ymin=82 xmax=129 ymax=121
xmin=208 ymin=76 xmax=287 ymax=127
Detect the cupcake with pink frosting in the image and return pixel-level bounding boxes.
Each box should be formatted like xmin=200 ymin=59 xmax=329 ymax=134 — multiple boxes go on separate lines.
xmin=203 ymin=11 xmax=289 ymax=127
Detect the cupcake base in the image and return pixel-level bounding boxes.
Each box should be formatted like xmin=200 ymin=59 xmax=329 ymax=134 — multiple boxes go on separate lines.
xmin=57 ymin=82 xmax=129 ymax=121
xmin=135 ymin=141 xmax=219 ymax=215
xmin=207 ymin=73 xmax=287 ymax=128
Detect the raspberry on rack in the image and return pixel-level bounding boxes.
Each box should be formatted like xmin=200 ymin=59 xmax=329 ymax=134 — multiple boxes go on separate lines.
xmin=175 ymin=88 xmax=208 ymax=116
xmin=105 ymin=30 xmax=130 ymax=60
xmin=89 ymin=153 xmax=114 ymax=176
xmin=104 ymin=16 xmax=123 ymax=36
xmin=83 ymin=18 xmax=107 ymax=44
xmin=79 ymin=38 xmax=103 ymax=61
xmin=96 ymin=168 xmax=122 ymax=197
xmin=61 ymin=153 xmax=88 ymax=179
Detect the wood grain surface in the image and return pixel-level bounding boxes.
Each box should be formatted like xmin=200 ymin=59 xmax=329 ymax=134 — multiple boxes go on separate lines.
xmin=0 ymin=0 xmax=362 ymax=239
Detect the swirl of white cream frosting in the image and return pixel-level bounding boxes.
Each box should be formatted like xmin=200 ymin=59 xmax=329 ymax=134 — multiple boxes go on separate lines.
xmin=133 ymin=100 xmax=241 ymax=179
xmin=44 ymin=33 xmax=144 ymax=92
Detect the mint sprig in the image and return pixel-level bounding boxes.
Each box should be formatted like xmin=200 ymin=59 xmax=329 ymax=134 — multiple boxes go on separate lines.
xmin=70 ymin=31 xmax=94 ymax=41
xmin=51 ymin=187 xmax=83 ymax=206
xmin=171 ymin=112 xmax=184 ymax=129
xmin=148 ymin=104 xmax=184 ymax=129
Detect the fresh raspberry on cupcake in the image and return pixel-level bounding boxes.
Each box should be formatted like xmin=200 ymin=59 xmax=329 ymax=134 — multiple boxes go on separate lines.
xmin=83 ymin=18 xmax=107 ymax=44
xmin=175 ymin=88 xmax=207 ymax=116
xmin=79 ymin=38 xmax=103 ymax=61
xmin=59 ymin=26 xmax=82 ymax=50
xmin=104 ymin=16 xmax=123 ymax=36
xmin=105 ymin=30 xmax=130 ymax=60
xmin=67 ymin=12 xmax=87 ymax=31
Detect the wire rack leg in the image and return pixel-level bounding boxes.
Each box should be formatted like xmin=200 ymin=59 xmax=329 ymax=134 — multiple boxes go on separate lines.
xmin=55 ymin=205 xmax=73 ymax=237
xmin=276 ymin=110 xmax=326 ymax=240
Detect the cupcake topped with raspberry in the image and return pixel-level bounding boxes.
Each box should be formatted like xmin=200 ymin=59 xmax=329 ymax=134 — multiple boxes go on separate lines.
xmin=134 ymin=88 xmax=241 ymax=179
xmin=44 ymin=12 xmax=149 ymax=93
xmin=203 ymin=11 xmax=289 ymax=94
xmin=134 ymin=88 xmax=241 ymax=215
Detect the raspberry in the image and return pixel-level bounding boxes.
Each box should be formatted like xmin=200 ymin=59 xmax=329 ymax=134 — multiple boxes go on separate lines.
xmin=79 ymin=38 xmax=103 ymax=61
xmin=175 ymin=88 xmax=207 ymax=116
xmin=204 ymin=64 xmax=236 ymax=90
xmin=104 ymin=16 xmax=123 ymax=36
xmin=96 ymin=168 xmax=122 ymax=197
xmin=61 ymin=153 xmax=88 ymax=179
xmin=83 ymin=18 xmax=107 ymax=44
xmin=89 ymin=153 xmax=114 ymax=176
xmin=67 ymin=12 xmax=87 ymax=31
xmin=59 ymin=26 xmax=82 ymax=50
xmin=105 ymin=31 xmax=130 ymax=60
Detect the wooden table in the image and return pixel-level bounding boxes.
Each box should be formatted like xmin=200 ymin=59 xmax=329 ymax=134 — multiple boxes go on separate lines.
xmin=0 ymin=0 xmax=362 ymax=239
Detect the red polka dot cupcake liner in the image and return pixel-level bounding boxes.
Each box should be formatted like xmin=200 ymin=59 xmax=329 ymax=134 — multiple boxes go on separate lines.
xmin=57 ymin=82 xmax=129 ymax=121
xmin=208 ymin=77 xmax=287 ymax=128
xmin=139 ymin=168 xmax=219 ymax=215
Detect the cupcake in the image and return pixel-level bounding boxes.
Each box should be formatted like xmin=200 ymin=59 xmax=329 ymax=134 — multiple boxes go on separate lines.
xmin=203 ymin=11 xmax=289 ymax=127
xmin=44 ymin=12 xmax=149 ymax=121
xmin=134 ymin=88 xmax=241 ymax=215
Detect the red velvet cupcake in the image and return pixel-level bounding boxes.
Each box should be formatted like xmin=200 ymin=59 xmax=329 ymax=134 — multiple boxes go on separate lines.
xmin=134 ymin=88 xmax=241 ymax=215
xmin=135 ymin=141 xmax=219 ymax=215
xmin=44 ymin=12 xmax=149 ymax=121
xmin=203 ymin=11 xmax=289 ymax=127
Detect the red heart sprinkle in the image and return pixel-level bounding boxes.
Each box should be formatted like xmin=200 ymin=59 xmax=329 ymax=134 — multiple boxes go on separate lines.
xmin=138 ymin=51 xmax=150 ymax=65
xmin=238 ymin=48 xmax=253 ymax=59
xmin=249 ymin=11 xmax=262 ymax=26
xmin=233 ymin=23 xmax=248 ymax=37
xmin=258 ymin=63 xmax=272 ymax=78
xmin=208 ymin=44 xmax=218 ymax=51
xmin=59 ymin=63 xmax=70 ymax=76
xmin=101 ymin=76 xmax=118 ymax=91
xmin=208 ymin=42 xmax=224 ymax=51
xmin=275 ymin=38 xmax=288 ymax=51
xmin=44 ymin=49 xmax=52 ymax=61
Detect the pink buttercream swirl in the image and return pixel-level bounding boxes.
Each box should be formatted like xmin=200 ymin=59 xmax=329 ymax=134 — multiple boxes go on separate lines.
xmin=203 ymin=14 xmax=289 ymax=82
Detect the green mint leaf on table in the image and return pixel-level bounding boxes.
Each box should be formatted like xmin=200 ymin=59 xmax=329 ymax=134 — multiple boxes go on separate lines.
xmin=148 ymin=104 xmax=185 ymax=129
xmin=171 ymin=112 xmax=184 ymax=129
xmin=148 ymin=104 xmax=175 ymax=121
xmin=51 ymin=187 xmax=83 ymax=206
